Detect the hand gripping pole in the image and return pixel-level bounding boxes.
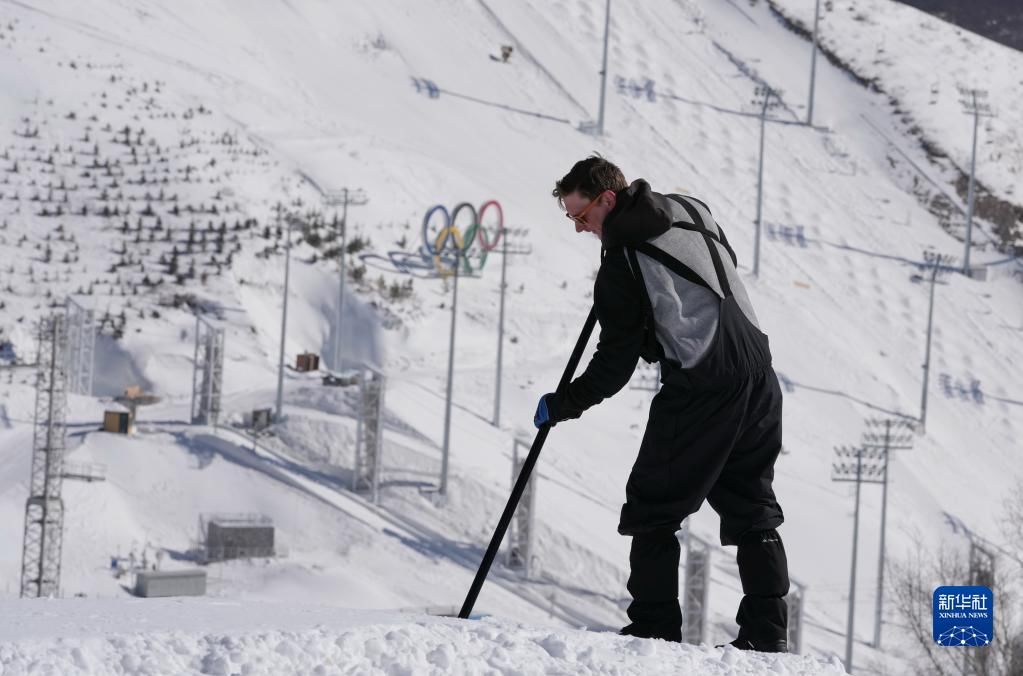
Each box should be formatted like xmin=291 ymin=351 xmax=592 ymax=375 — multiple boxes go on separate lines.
xmin=458 ymin=307 xmax=598 ymax=618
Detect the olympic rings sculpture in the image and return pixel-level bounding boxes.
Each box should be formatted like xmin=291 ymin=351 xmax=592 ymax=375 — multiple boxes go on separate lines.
xmin=421 ymin=200 xmax=504 ymax=276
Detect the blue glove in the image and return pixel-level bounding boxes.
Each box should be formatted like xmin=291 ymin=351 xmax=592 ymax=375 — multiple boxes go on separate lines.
xmin=533 ymin=393 xmax=556 ymax=429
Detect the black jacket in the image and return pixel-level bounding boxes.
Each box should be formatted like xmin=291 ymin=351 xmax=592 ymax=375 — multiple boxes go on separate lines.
xmin=556 ymin=179 xmax=672 ymax=420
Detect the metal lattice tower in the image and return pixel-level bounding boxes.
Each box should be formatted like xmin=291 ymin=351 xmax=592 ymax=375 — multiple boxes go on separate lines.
xmin=787 ymin=578 xmax=807 ymax=654
xmin=20 ymin=314 xmax=70 ymax=598
xmin=682 ymin=533 xmax=712 ymax=645
xmin=506 ymin=438 xmax=537 ymax=578
xmin=64 ymin=298 xmax=96 ymax=396
xmin=352 ymin=365 xmax=385 ymax=504
xmin=190 ymin=315 xmax=225 ymax=427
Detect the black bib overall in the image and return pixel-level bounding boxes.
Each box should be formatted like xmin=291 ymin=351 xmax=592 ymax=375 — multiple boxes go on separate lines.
xmin=617 ymin=201 xmax=790 ymax=645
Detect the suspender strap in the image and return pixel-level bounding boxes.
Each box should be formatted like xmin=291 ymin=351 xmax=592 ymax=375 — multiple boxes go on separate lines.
xmin=665 ymin=194 xmax=738 ymax=267
xmin=675 ymin=222 xmax=738 ymax=268
xmin=700 ymin=232 xmax=732 ymax=298
xmin=685 ymin=194 xmax=712 ymax=213
xmin=666 ymin=193 xmax=711 ymax=231
xmin=634 ymin=242 xmax=719 ymax=297
xmin=628 ymin=193 xmax=736 ymax=300
xmin=716 ymin=224 xmax=738 ymax=268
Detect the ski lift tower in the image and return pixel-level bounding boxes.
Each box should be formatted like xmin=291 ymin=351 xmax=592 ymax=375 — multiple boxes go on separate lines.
xmin=506 ymin=437 xmax=538 ymax=578
xmin=787 ymin=578 xmax=807 ymax=654
xmin=352 ymin=364 xmax=386 ymax=504
xmin=681 ymin=532 xmax=712 ymax=645
xmin=64 ymin=298 xmax=96 ymax=396
xmin=191 ymin=315 xmax=225 ymax=427
xmin=19 ymin=314 xmax=70 ymax=598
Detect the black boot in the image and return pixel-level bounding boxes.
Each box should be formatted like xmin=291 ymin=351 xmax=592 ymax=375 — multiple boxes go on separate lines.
xmin=621 ymin=529 xmax=682 ymax=642
xmin=620 ymin=606 xmax=682 ymax=642
xmin=715 ymin=637 xmax=789 ymax=652
xmin=727 ymin=528 xmax=789 ymax=649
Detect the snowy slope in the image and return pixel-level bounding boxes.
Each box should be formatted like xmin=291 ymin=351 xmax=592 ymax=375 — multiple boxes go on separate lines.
xmin=767 ymin=0 xmax=1023 ymax=250
xmin=0 ymin=0 xmax=1020 ymax=674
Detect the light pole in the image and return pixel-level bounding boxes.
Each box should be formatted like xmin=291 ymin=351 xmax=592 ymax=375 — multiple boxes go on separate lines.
xmin=596 ymin=0 xmax=612 ymax=135
xmin=439 ymin=249 xmax=462 ymax=497
xmin=392 ymin=202 xmax=497 ymax=497
xmin=966 ymin=541 xmax=996 ymax=675
xmin=861 ymin=418 xmax=915 ymax=649
xmin=832 ymin=444 xmax=886 ymax=674
xmin=956 ymin=87 xmax=993 ymax=276
xmin=325 ymin=188 xmax=368 ymax=371
xmin=493 ymin=230 xmax=508 ymax=428
xmin=430 ymin=201 xmax=490 ymax=498
xmin=752 ymin=85 xmax=783 ymax=277
xmin=917 ymin=251 xmax=956 ymax=432
xmin=807 ymin=0 xmax=821 ymax=126
xmin=275 ymin=204 xmax=295 ymax=422
xmin=492 ymin=227 xmax=532 ymax=428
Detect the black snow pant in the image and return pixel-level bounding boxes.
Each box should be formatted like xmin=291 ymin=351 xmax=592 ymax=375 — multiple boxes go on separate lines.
xmin=618 ymin=365 xmax=789 ymax=643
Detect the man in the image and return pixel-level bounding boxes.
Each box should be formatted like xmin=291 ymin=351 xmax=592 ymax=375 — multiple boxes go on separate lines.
xmin=533 ymin=156 xmax=790 ymax=651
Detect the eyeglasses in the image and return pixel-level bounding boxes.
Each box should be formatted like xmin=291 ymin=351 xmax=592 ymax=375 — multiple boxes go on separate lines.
xmin=565 ymin=193 xmax=603 ymax=224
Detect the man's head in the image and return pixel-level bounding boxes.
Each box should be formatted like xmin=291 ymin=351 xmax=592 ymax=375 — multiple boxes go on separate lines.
xmin=552 ymin=155 xmax=627 ymax=239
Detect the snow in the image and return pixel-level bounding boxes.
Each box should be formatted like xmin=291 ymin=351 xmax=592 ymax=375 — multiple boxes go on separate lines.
xmin=0 ymin=598 xmax=848 ymax=675
xmin=0 ymin=0 xmax=1019 ymax=674
xmin=766 ymin=0 xmax=1023 ymax=246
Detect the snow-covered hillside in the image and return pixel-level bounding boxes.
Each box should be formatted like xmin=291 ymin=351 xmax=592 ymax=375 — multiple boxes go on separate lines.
xmin=0 ymin=0 xmax=1020 ymax=674
xmin=768 ymin=0 xmax=1023 ymax=252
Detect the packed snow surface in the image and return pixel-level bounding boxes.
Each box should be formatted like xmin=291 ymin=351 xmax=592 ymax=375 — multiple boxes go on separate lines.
xmin=0 ymin=598 xmax=849 ymax=675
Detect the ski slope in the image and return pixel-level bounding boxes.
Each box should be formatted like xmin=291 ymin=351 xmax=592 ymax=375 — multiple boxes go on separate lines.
xmin=0 ymin=0 xmax=1020 ymax=673
xmin=769 ymin=0 xmax=1023 ymax=234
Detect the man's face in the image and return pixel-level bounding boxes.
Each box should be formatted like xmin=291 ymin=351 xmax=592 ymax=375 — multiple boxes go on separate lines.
xmin=563 ymin=190 xmax=616 ymax=239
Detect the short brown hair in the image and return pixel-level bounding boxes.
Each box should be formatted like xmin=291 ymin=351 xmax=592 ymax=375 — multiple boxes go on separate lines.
xmin=552 ymin=155 xmax=627 ymax=206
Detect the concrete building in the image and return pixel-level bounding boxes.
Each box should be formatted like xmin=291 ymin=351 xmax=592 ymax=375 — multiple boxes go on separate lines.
xmin=134 ymin=570 xmax=206 ymax=598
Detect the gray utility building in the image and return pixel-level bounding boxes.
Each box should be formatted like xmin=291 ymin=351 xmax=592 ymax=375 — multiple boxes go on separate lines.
xmin=134 ymin=569 xmax=206 ymax=598
xmin=202 ymin=514 xmax=275 ymax=562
